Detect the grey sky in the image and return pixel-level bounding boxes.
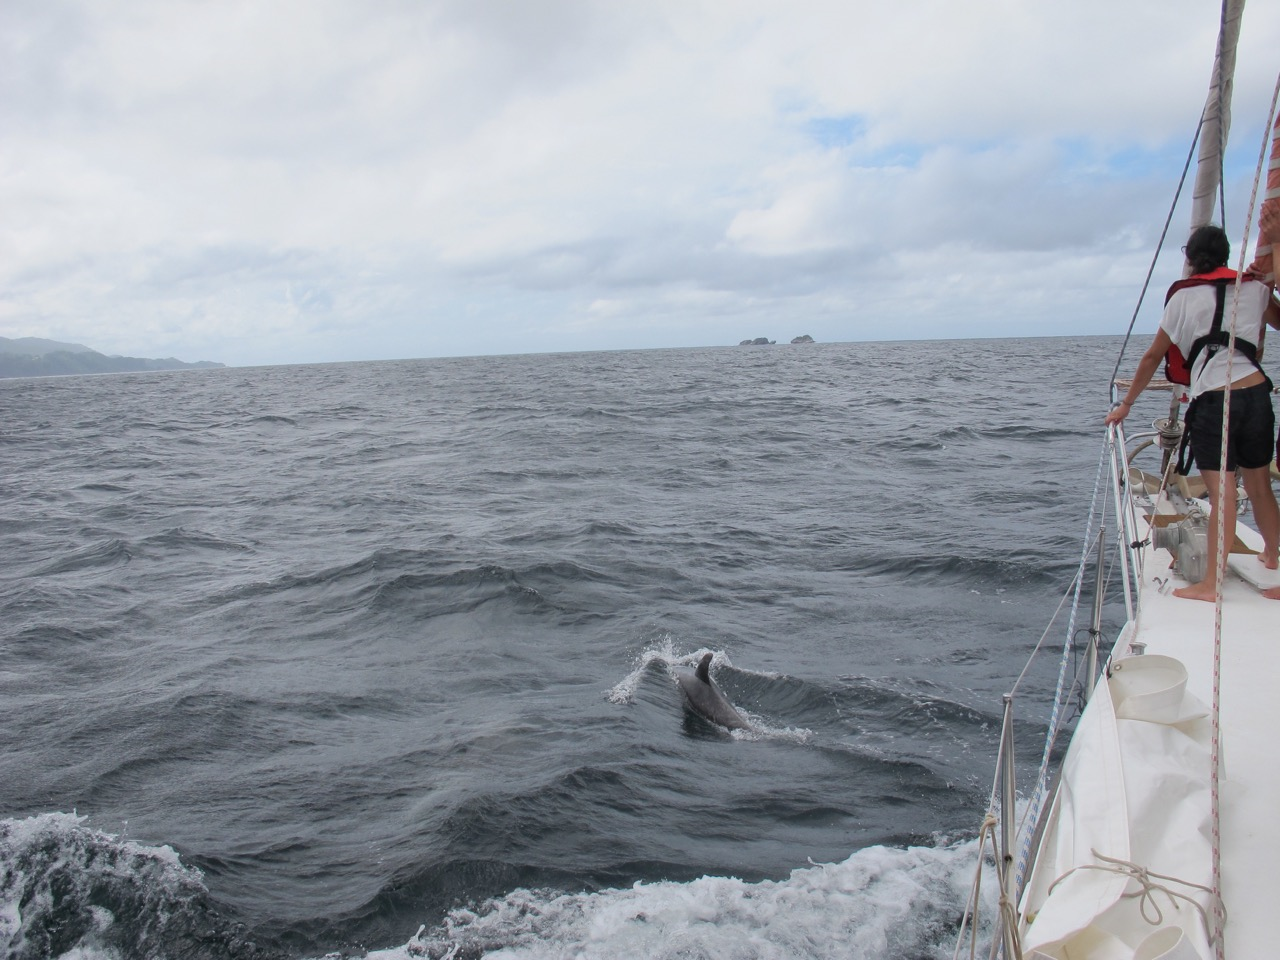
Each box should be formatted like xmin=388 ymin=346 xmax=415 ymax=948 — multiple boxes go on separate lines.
xmin=3 ymin=0 xmax=1279 ymax=367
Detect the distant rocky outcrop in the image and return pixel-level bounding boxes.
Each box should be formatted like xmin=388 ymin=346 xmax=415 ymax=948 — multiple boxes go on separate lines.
xmin=0 ymin=337 xmax=224 ymax=379
xmin=737 ymin=335 xmax=816 ymax=346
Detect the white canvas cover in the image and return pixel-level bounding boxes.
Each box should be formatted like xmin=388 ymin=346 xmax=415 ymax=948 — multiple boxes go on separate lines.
xmin=1019 ymin=655 xmax=1216 ymax=960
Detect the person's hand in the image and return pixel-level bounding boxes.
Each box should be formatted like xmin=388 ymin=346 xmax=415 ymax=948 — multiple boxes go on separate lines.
xmin=1104 ymin=401 xmax=1131 ymax=426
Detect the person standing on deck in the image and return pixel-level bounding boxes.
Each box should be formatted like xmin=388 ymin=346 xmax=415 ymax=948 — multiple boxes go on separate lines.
xmin=1105 ymin=217 xmax=1280 ymax=602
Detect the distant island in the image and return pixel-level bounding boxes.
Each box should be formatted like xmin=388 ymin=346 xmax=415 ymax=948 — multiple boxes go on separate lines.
xmin=738 ymin=335 xmax=815 ymax=346
xmin=0 ymin=337 xmax=225 ymax=379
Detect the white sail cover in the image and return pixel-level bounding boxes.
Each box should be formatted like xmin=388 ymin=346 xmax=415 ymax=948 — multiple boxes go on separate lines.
xmin=1019 ymin=655 xmax=1216 ymax=960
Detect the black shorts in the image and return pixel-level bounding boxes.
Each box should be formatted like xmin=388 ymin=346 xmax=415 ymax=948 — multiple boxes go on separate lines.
xmin=1186 ymin=382 xmax=1276 ymax=472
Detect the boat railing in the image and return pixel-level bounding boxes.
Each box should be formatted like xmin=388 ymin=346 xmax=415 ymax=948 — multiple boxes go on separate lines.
xmin=955 ymin=419 xmax=1169 ymax=959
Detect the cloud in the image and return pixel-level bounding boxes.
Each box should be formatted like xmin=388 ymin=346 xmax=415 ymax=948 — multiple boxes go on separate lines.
xmin=2 ymin=0 xmax=1279 ymax=365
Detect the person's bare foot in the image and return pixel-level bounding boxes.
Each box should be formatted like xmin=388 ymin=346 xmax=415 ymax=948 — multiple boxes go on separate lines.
xmin=1259 ymin=552 xmax=1279 ymax=571
xmin=1263 ymin=586 xmax=1280 ymax=601
xmin=1174 ymin=581 xmax=1218 ymax=602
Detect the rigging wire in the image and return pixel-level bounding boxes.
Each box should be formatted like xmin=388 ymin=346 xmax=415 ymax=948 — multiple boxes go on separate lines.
xmin=1110 ymin=0 xmax=1244 ymax=397
xmin=1107 ymin=114 xmax=1204 ymax=396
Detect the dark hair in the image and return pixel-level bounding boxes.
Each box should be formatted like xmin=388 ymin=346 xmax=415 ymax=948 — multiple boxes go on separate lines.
xmin=1184 ymin=224 xmax=1230 ymax=275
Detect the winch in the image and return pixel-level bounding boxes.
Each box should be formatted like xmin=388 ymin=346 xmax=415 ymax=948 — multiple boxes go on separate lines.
xmin=1151 ymin=513 xmax=1209 ymax=584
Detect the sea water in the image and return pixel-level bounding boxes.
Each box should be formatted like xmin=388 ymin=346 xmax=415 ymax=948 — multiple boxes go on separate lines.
xmin=0 ymin=338 xmax=1128 ymax=958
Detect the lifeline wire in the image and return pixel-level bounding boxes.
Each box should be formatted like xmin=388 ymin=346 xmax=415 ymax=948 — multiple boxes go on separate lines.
xmin=1013 ymin=438 xmax=1112 ymax=893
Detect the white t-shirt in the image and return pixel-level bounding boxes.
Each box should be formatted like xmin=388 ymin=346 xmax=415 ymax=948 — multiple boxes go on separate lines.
xmin=1159 ymin=278 xmax=1270 ymax=398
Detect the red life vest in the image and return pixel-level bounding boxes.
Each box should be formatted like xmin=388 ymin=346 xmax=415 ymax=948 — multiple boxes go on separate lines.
xmin=1162 ymin=268 xmax=1261 ymax=385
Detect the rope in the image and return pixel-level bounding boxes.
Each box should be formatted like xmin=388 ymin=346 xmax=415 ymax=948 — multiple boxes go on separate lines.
xmin=1204 ymin=68 xmax=1280 ymax=960
xmin=1046 ymin=849 xmax=1227 ymax=947
xmin=953 ymin=812 xmax=1024 ymax=960
xmin=952 ymin=813 xmax=994 ymax=960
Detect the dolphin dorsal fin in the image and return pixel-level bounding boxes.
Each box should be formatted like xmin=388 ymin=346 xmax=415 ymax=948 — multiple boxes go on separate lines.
xmin=695 ymin=653 xmax=713 ymax=683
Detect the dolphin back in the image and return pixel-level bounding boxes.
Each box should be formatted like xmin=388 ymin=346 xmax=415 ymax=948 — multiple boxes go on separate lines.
xmin=676 ymin=668 xmax=750 ymax=730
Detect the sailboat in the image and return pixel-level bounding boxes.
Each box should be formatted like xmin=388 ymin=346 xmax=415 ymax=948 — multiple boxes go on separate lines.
xmin=957 ymin=2 xmax=1280 ymax=958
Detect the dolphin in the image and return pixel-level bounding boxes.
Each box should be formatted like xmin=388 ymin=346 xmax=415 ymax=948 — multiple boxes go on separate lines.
xmin=676 ymin=653 xmax=750 ymax=730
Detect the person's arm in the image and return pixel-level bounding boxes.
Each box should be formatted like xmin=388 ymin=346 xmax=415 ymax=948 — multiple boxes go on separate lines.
xmin=1104 ymin=328 xmax=1174 ymax=425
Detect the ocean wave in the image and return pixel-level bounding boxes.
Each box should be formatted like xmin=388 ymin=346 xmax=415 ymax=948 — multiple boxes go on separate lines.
xmin=0 ymin=813 xmax=277 ymax=960
xmin=846 ymin=550 xmax=1067 ymax=587
xmin=29 ymin=538 xmax=132 ymax=577
xmin=934 ymin=423 xmax=1082 ymax=444
xmin=828 ymin=677 xmax=998 ymax=731
xmin=243 ymin=415 xmax=300 ymax=428
xmin=75 ymin=482 xmax=130 ymax=494
xmin=362 ymin=839 xmax=991 ymax=960
xmin=137 ymin=527 xmax=255 ymax=555
xmin=365 ymin=561 xmax=609 ymax=621
xmin=3 ymin=624 xmax=103 ymax=659
xmin=190 ymin=553 xmax=621 ymax=631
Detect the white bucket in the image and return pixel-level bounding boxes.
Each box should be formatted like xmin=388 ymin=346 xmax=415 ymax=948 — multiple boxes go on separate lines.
xmin=1109 ymin=655 xmax=1201 ymax=724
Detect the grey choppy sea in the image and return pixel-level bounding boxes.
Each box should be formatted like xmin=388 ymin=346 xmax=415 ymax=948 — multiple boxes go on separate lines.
xmin=1 ymin=337 xmax=1128 ymax=958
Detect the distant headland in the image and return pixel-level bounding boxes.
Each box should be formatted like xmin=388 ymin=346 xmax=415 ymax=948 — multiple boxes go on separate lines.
xmin=0 ymin=337 xmax=225 ymax=379
xmin=738 ymin=335 xmax=815 ymax=345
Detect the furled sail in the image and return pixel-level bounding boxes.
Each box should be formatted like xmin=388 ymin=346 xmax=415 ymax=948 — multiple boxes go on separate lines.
xmin=1187 ymin=0 xmax=1245 ymax=240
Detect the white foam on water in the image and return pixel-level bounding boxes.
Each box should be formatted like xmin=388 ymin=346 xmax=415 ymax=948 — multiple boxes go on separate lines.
xmin=0 ymin=812 xmax=203 ymax=960
xmin=366 ymin=838 xmax=991 ymax=960
xmin=722 ymin=710 xmax=813 ymax=744
xmin=606 ymin=636 xmax=682 ymax=704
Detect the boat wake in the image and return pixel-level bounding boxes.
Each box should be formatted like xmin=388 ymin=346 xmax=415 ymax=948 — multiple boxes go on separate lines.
xmin=366 ymin=838 xmax=989 ymax=960
xmin=3 ymin=812 xmax=992 ymax=960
